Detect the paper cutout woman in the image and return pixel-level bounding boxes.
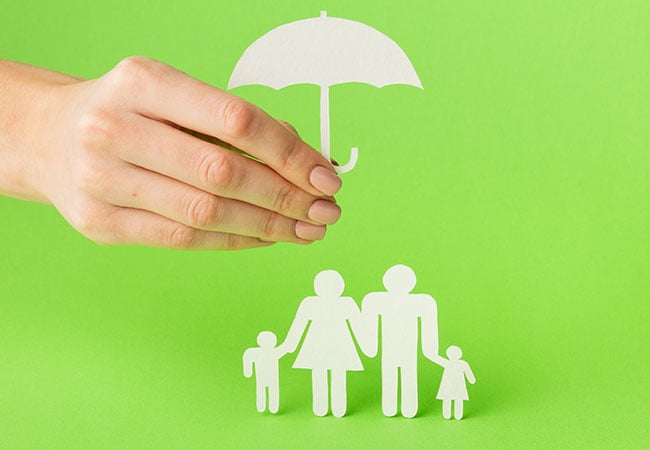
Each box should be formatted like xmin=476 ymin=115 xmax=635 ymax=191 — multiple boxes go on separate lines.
xmin=281 ymin=270 xmax=368 ymax=417
xmin=433 ymin=345 xmax=476 ymax=420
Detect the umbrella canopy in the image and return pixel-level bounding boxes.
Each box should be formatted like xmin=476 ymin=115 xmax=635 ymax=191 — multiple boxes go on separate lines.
xmin=229 ymin=11 xmax=423 ymax=172
xmin=229 ymin=11 xmax=422 ymax=90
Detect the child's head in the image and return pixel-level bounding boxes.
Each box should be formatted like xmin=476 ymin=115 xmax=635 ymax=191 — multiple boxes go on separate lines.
xmin=446 ymin=345 xmax=462 ymax=360
xmin=257 ymin=331 xmax=277 ymax=348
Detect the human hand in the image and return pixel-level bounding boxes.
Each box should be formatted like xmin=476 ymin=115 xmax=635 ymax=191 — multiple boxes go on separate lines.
xmin=6 ymin=57 xmax=342 ymax=249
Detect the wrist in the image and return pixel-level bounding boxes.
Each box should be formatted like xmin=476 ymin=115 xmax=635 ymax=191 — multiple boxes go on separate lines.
xmin=0 ymin=60 xmax=80 ymax=203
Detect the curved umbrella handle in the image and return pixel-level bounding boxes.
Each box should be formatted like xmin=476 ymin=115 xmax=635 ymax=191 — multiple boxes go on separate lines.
xmin=333 ymin=147 xmax=359 ymax=174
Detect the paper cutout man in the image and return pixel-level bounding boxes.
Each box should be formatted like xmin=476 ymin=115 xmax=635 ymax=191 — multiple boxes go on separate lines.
xmin=280 ymin=270 xmax=369 ymax=417
xmin=361 ymin=264 xmax=438 ymax=418
xmin=243 ymin=331 xmax=287 ymax=414
xmin=431 ymin=345 xmax=476 ymax=420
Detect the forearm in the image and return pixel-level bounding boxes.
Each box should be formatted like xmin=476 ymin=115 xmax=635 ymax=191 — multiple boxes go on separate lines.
xmin=0 ymin=59 xmax=79 ymax=202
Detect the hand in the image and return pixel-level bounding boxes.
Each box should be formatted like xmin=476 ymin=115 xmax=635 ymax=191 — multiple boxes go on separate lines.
xmin=276 ymin=340 xmax=296 ymax=356
xmin=428 ymin=355 xmax=446 ymax=366
xmin=1 ymin=57 xmax=342 ymax=249
xmin=275 ymin=342 xmax=290 ymax=357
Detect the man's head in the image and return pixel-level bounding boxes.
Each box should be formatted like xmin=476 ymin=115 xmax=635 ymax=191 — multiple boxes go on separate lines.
xmin=382 ymin=264 xmax=417 ymax=294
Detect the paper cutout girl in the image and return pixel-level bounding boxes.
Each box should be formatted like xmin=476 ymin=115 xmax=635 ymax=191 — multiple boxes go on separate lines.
xmin=433 ymin=345 xmax=476 ymax=420
xmin=280 ymin=270 xmax=368 ymax=417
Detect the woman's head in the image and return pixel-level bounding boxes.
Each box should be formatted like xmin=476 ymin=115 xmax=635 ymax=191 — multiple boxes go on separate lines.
xmin=314 ymin=270 xmax=345 ymax=297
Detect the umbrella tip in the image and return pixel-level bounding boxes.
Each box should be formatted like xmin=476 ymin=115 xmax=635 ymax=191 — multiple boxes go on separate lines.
xmin=320 ymin=10 xmax=327 ymax=18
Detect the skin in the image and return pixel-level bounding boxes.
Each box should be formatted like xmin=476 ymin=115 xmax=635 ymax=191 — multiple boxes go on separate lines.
xmin=0 ymin=57 xmax=343 ymax=250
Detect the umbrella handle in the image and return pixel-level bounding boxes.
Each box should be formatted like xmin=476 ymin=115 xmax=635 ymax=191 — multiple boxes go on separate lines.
xmin=333 ymin=147 xmax=358 ymax=174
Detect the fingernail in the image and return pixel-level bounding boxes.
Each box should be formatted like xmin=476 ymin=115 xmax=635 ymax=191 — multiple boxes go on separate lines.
xmin=308 ymin=200 xmax=341 ymax=225
xmin=310 ymin=166 xmax=342 ymax=196
xmin=295 ymin=222 xmax=326 ymax=241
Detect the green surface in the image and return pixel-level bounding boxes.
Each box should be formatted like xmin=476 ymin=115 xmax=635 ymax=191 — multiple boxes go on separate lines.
xmin=1 ymin=0 xmax=649 ymax=448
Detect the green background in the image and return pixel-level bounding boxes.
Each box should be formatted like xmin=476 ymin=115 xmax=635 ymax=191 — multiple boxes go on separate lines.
xmin=1 ymin=0 xmax=649 ymax=448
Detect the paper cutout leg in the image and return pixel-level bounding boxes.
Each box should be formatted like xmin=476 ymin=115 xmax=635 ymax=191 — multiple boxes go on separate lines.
xmin=256 ymin=384 xmax=267 ymax=413
xmin=442 ymin=399 xmax=452 ymax=419
xmin=331 ymin=369 xmax=347 ymax=418
xmin=454 ymin=400 xmax=464 ymax=420
xmin=381 ymin=363 xmax=398 ymax=417
xmin=400 ymin=365 xmax=418 ymax=418
xmin=269 ymin=385 xmax=279 ymax=414
xmin=312 ymin=369 xmax=329 ymax=416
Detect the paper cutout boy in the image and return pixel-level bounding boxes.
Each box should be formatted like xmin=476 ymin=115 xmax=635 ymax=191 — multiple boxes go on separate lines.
xmin=431 ymin=345 xmax=476 ymax=420
xmin=243 ymin=331 xmax=288 ymax=413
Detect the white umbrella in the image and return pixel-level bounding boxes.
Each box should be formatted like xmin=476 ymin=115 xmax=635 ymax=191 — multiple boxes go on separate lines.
xmin=229 ymin=11 xmax=423 ymax=173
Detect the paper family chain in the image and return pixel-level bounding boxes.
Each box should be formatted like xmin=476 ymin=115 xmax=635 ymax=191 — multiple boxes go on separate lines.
xmin=243 ymin=265 xmax=476 ymax=419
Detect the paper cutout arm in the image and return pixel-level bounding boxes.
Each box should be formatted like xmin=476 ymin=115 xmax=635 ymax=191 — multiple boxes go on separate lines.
xmin=464 ymin=362 xmax=476 ymax=384
xmin=281 ymin=300 xmax=311 ymax=353
xmin=429 ymin=355 xmax=447 ymax=367
xmin=360 ymin=293 xmax=382 ymax=357
xmin=243 ymin=348 xmax=255 ymax=378
xmin=419 ymin=295 xmax=439 ymax=361
xmin=274 ymin=343 xmax=290 ymax=358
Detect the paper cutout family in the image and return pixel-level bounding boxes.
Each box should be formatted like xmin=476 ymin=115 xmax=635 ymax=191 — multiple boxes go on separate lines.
xmin=229 ymin=11 xmax=423 ymax=173
xmin=244 ymin=265 xmax=476 ymax=419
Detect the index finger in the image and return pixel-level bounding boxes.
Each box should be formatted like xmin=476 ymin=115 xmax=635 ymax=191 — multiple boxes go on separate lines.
xmin=109 ymin=57 xmax=342 ymax=197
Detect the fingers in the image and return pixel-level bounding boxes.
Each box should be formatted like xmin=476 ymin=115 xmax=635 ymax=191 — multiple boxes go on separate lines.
xmin=106 ymin=57 xmax=342 ymax=197
xmin=105 ymin=115 xmax=341 ymax=226
xmin=113 ymin=208 xmax=274 ymax=250
xmin=82 ymin=205 xmax=274 ymax=250
xmin=99 ymin=163 xmax=324 ymax=244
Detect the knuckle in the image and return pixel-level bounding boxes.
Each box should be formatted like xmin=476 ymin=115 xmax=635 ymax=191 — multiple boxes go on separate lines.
xmin=108 ymin=56 xmax=156 ymax=89
xmin=273 ymin=184 xmax=299 ymax=215
xmin=164 ymin=224 xmax=199 ymax=249
xmin=277 ymin=138 xmax=302 ymax=171
xmin=68 ymin=200 xmax=105 ymax=239
xmin=260 ymin=211 xmax=281 ymax=240
xmin=198 ymin=152 xmax=237 ymax=191
xmin=75 ymin=110 xmax=122 ymax=152
xmin=279 ymin=120 xmax=298 ymax=136
xmin=225 ymin=232 xmax=242 ymax=250
xmin=184 ymin=193 xmax=224 ymax=229
xmin=219 ymin=97 xmax=258 ymax=139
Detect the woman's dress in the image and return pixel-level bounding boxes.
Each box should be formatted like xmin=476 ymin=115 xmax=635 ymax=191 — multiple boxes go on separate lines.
xmin=292 ymin=296 xmax=363 ymax=371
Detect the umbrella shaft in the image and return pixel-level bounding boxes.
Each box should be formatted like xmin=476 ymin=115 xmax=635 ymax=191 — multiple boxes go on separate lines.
xmin=320 ymin=85 xmax=331 ymax=161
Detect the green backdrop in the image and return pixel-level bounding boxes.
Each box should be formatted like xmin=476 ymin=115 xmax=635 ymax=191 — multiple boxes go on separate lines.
xmin=1 ymin=1 xmax=649 ymax=448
